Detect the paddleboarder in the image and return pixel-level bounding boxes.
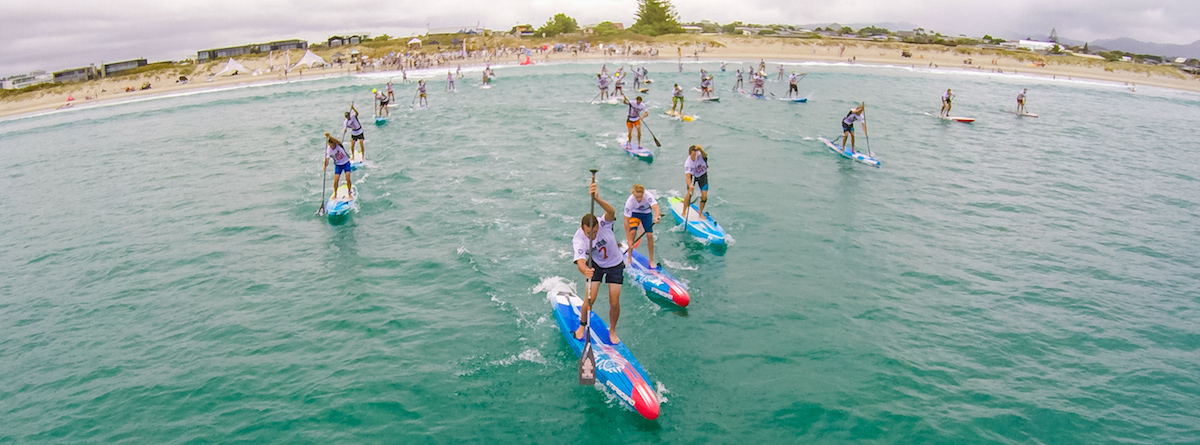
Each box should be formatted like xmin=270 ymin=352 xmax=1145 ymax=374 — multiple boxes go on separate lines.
xmin=624 ymin=184 xmax=662 ymax=268
xmin=446 ymin=71 xmax=455 ymax=92
xmin=733 ymin=69 xmax=744 ymax=91
xmin=373 ymin=89 xmax=389 ymax=117
xmin=841 ymin=104 xmax=866 ymax=154
xmin=343 ymin=104 xmax=365 ymax=160
xmin=597 ymin=74 xmax=610 ymax=101
xmin=386 ymin=81 xmax=395 ymax=102
xmin=573 ymin=181 xmax=624 ymax=344
xmin=613 ymin=72 xmax=625 ymax=97
xmin=672 ymin=84 xmax=684 ymax=114
xmin=1017 ymin=88 xmax=1028 ymax=114
xmin=624 ymin=95 xmax=648 ymax=148
xmin=323 ymin=132 xmax=353 ymax=198
xmin=700 ymin=76 xmax=713 ymax=99
xmin=682 ymin=145 xmax=710 ymax=219
xmin=940 ymin=89 xmax=954 ymax=117
xmin=417 ymin=80 xmax=428 ymax=107
xmin=787 ymin=72 xmax=801 ymax=98
xmin=752 ymin=72 xmax=765 ymax=97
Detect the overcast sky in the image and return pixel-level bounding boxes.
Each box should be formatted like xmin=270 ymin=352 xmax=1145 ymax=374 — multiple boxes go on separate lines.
xmin=3 ymin=0 xmax=1198 ymax=76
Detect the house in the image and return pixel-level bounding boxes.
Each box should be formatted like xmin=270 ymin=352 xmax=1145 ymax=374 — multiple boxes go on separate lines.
xmin=895 ymin=30 xmax=916 ymax=38
xmin=53 ymin=65 xmax=99 ymax=83
xmin=1017 ymin=40 xmax=1056 ymax=51
xmin=734 ymin=27 xmax=767 ymax=36
xmin=1175 ymin=57 xmax=1188 ymax=64
xmin=0 ymin=71 xmax=53 ymax=90
xmin=681 ymin=26 xmax=703 ymax=34
xmin=326 ymin=35 xmax=368 ymax=48
xmin=198 ymin=40 xmax=308 ymax=63
xmin=428 ymin=26 xmax=484 ymax=36
xmin=102 ymin=58 xmax=147 ymax=77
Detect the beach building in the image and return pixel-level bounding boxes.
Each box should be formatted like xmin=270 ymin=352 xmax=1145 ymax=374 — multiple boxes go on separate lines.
xmin=1018 ymin=40 xmax=1056 ymax=51
xmin=428 ymin=26 xmax=484 ymax=36
xmin=326 ymin=34 xmax=369 ymax=48
xmin=681 ymin=26 xmax=702 ymax=34
xmin=197 ymin=40 xmax=307 ymax=63
xmin=102 ymin=59 xmax=147 ymax=77
xmin=53 ymin=65 xmax=99 ymax=83
xmin=1 ymin=71 xmax=53 ymax=90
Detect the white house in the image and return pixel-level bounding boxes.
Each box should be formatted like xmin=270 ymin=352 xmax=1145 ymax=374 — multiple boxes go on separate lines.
xmin=1018 ymin=40 xmax=1056 ymax=51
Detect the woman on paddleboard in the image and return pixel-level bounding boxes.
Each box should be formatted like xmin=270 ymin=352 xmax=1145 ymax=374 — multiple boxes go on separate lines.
xmin=386 ymin=81 xmax=395 ymax=102
xmin=624 ymin=184 xmax=662 ymax=268
xmin=446 ymin=71 xmax=455 ymax=92
xmin=343 ymin=104 xmax=365 ymax=161
xmin=683 ymin=145 xmax=710 ymax=219
xmin=624 ymin=95 xmax=648 ymax=148
xmin=573 ymin=182 xmax=624 ymax=344
xmin=841 ymin=104 xmax=866 ymax=154
xmin=323 ymin=133 xmax=353 ymax=197
xmin=417 ymin=80 xmax=428 ymax=107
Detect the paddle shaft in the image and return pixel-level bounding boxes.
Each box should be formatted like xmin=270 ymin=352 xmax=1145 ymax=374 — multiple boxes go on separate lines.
xmin=579 ymin=169 xmax=599 ymax=385
xmin=863 ymin=102 xmax=872 ymax=157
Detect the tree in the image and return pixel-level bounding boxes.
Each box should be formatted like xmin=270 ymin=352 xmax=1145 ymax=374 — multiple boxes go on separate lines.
xmin=630 ymin=0 xmax=684 ymax=36
xmin=537 ymin=13 xmax=578 ymax=37
xmin=722 ymin=21 xmax=744 ymax=34
xmin=839 ymin=26 xmax=854 ymax=35
xmin=594 ymin=21 xmax=621 ymax=36
xmin=1049 ymin=28 xmax=1058 ymax=43
xmin=1083 ymin=42 xmax=1089 ymax=53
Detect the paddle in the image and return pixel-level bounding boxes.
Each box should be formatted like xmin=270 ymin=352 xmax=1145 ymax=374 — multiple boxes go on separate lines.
xmin=317 ymin=157 xmax=329 ymax=216
xmin=863 ymin=102 xmax=873 ymax=158
xmin=579 ymin=168 xmax=599 ymax=386
xmin=621 ymin=92 xmax=661 ymax=148
xmin=410 ymin=88 xmax=420 ymax=107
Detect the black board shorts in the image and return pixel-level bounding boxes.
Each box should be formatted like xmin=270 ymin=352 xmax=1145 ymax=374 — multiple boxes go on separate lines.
xmin=587 ymin=259 xmax=625 ymax=284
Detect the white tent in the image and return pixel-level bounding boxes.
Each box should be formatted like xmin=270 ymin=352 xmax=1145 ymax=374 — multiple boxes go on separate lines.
xmin=290 ymin=50 xmax=328 ymax=70
xmin=215 ymin=58 xmax=249 ymax=76
xmin=408 ymin=37 xmax=421 ymax=47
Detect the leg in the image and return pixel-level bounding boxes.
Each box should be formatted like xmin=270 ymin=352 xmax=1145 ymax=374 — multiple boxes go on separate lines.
xmin=607 ymin=282 xmax=621 ymax=344
xmin=698 ymin=189 xmax=708 ymax=215
xmin=843 ymin=130 xmax=852 ymax=150
xmin=636 ymin=125 xmax=642 ymax=146
xmin=331 ymin=171 xmax=341 ymax=195
xmin=574 ymin=279 xmax=601 ymax=340
xmin=682 ymin=186 xmax=693 ymax=219
xmin=646 ymin=231 xmax=655 ymax=265
xmin=626 ymin=125 xmax=634 ymax=147
xmin=850 ymin=132 xmax=856 ymax=152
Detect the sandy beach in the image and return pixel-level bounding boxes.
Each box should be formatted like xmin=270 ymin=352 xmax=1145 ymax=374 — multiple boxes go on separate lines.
xmin=3 ymin=35 xmax=1197 ymax=120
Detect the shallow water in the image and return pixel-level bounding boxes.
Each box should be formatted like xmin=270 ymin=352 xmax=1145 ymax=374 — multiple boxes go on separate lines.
xmin=1 ymin=60 xmax=1198 ymax=443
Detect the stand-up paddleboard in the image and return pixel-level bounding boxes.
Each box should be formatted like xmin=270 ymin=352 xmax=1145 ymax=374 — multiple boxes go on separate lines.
xmin=1006 ymin=109 xmax=1039 ymax=118
xmin=818 ymin=137 xmax=881 ymax=167
xmin=667 ymin=197 xmax=728 ymax=245
xmin=621 ymin=243 xmax=690 ymax=307
xmin=348 ymin=150 xmax=365 ymax=171
xmin=374 ymin=116 xmax=389 ymax=124
xmin=779 ymin=97 xmax=808 ymax=103
xmin=325 ymin=183 xmax=357 ymax=217
xmin=548 ymin=285 xmax=660 ymax=420
xmin=480 ymin=84 xmax=492 ymax=89
xmin=593 ymin=98 xmax=621 ymax=105
xmin=748 ymin=93 xmax=768 ymax=100
xmin=664 ymin=110 xmax=695 ymax=122
xmin=926 ymin=112 xmax=974 ymax=123
xmin=623 ymin=142 xmax=653 ymax=161
xmin=643 ymin=79 xmax=653 ymax=84
xmin=700 ymin=97 xmax=720 ymax=102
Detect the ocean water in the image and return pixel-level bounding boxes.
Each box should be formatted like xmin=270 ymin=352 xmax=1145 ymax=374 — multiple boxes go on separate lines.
xmin=1 ymin=60 xmax=1198 ymax=443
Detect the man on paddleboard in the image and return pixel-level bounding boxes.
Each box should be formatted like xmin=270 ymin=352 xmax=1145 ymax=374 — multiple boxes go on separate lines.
xmin=343 ymin=104 xmax=365 ymax=161
xmin=386 ymin=81 xmax=395 ymax=102
xmin=788 ymin=72 xmax=800 ymax=98
xmin=417 ymin=80 xmax=428 ymax=107
xmin=624 ymin=184 xmax=662 ymax=268
xmin=682 ymin=145 xmax=710 ymax=219
xmin=940 ymin=89 xmax=954 ymax=117
xmin=672 ymin=84 xmax=684 ymax=113
xmin=597 ymin=74 xmax=609 ymax=101
xmin=446 ymin=71 xmax=455 ymax=92
xmin=841 ymin=104 xmax=866 ymax=154
xmin=624 ymin=95 xmax=648 ymax=148
xmin=573 ymin=182 xmax=624 ymax=344
xmin=323 ymin=132 xmax=353 ymax=197
xmin=373 ymin=89 xmax=389 ymax=118
xmin=1017 ymin=89 xmax=1028 ymax=114
xmin=733 ymin=69 xmax=744 ymax=91
xmin=700 ymin=76 xmax=713 ymax=99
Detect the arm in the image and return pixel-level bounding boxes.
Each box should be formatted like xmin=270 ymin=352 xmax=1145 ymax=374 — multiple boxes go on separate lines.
xmin=575 ymin=258 xmax=594 ymax=278
xmin=652 ymin=204 xmax=661 ymax=223
xmin=590 ymin=183 xmax=617 ymax=222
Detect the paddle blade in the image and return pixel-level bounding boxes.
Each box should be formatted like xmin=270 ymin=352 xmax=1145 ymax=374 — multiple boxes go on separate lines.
xmin=578 ymin=338 xmax=596 ymax=385
xmin=652 ymin=136 xmax=661 ymax=147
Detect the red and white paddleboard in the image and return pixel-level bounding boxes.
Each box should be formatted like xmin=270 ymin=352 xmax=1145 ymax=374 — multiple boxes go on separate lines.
xmin=927 ymin=112 xmax=975 ymax=123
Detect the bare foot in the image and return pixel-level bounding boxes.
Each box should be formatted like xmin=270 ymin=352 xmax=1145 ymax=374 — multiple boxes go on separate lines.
xmin=574 ymin=325 xmax=585 ymax=340
xmin=609 ymin=331 xmax=620 ymax=344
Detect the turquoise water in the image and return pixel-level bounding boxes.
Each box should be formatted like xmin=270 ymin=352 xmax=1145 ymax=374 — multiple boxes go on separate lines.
xmin=2 ymin=61 xmax=1198 ymax=443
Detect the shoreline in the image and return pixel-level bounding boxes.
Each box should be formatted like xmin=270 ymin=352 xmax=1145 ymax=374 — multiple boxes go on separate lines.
xmin=3 ymin=39 xmax=1197 ymax=122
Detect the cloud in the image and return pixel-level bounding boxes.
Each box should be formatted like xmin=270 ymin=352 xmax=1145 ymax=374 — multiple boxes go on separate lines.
xmin=3 ymin=0 xmax=1198 ymax=76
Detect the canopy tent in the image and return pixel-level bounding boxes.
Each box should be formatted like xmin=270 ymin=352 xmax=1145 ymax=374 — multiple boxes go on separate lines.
xmin=290 ymin=50 xmax=328 ymax=70
xmin=215 ymin=58 xmax=248 ymax=76
xmin=408 ymin=38 xmax=421 ymax=47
